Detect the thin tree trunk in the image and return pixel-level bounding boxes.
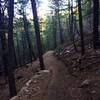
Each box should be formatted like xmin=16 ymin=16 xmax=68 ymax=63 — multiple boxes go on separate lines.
xmin=52 ymin=15 xmax=57 ymax=49
xmin=30 ymin=0 xmax=45 ymax=70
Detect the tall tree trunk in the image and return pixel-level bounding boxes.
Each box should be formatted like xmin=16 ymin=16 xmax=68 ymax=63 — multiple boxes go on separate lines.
xmin=70 ymin=0 xmax=77 ymax=52
xmin=68 ymin=0 xmax=77 ymax=51
xmin=93 ymin=0 xmax=99 ymax=49
xmin=52 ymin=15 xmax=57 ymax=49
xmin=30 ymin=0 xmax=45 ymax=70
xmin=0 ymin=0 xmax=8 ymax=77
xmin=7 ymin=0 xmax=17 ymax=97
xmin=77 ymin=0 xmax=85 ymax=55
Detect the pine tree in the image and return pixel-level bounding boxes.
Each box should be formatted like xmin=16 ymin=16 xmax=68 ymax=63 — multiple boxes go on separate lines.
xmin=77 ymin=0 xmax=85 ymax=55
xmin=7 ymin=0 xmax=17 ymax=97
xmin=70 ymin=0 xmax=77 ymax=51
xmin=31 ymin=0 xmax=45 ymax=70
xmin=93 ymin=0 xmax=99 ymax=49
xmin=0 ymin=0 xmax=8 ymax=77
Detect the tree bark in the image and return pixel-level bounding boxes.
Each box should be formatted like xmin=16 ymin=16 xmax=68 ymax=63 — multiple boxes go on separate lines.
xmin=0 ymin=0 xmax=8 ymax=77
xmin=30 ymin=0 xmax=45 ymax=70
xmin=77 ymin=0 xmax=85 ymax=55
xmin=52 ymin=15 xmax=57 ymax=49
xmin=7 ymin=0 xmax=17 ymax=97
xmin=93 ymin=0 xmax=99 ymax=49
xmin=70 ymin=0 xmax=77 ymax=52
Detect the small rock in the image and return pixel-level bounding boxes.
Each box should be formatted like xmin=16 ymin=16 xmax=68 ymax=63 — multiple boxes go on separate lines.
xmin=26 ymin=80 xmax=32 ymax=86
xmin=60 ymin=52 xmax=62 ymax=55
xmin=10 ymin=96 xmax=17 ymax=100
xmin=80 ymin=79 xmax=90 ymax=88
xmin=91 ymin=90 xmax=96 ymax=94
xmin=38 ymin=70 xmax=50 ymax=75
xmin=33 ymin=80 xmax=37 ymax=83
xmin=33 ymin=74 xmax=40 ymax=79
xmin=66 ymin=50 xmax=70 ymax=53
xmin=20 ymin=87 xmax=29 ymax=93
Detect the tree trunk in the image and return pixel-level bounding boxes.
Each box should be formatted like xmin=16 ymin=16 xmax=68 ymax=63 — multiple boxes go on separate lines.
xmin=0 ymin=0 xmax=8 ymax=77
xmin=70 ymin=0 xmax=77 ymax=52
xmin=30 ymin=0 xmax=45 ymax=70
xmin=7 ymin=0 xmax=17 ymax=97
xmin=52 ymin=15 xmax=57 ymax=49
xmin=93 ymin=0 xmax=99 ymax=49
xmin=77 ymin=0 xmax=85 ymax=55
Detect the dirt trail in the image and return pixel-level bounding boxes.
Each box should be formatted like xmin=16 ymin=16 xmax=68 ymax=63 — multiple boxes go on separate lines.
xmin=3 ymin=50 xmax=100 ymax=100
xmin=10 ymin=51 xmax=68 ymax=100
xmin=43 ymin=51 xmax=68 ymax=100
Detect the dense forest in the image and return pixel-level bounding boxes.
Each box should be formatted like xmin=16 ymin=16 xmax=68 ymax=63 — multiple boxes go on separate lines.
xmin=0 ymin=0 xmax=100 ymax=100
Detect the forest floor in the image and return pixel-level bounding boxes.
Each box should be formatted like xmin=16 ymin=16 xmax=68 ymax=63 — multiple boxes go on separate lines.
xmin=1 ymin=46 xmax=100 ymax=100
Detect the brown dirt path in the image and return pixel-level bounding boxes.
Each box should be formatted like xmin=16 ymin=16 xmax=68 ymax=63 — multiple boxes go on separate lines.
xmin=10 ymin=51 xmax=68 ymax=100
xmin=43 ymin=51 xmax=68 ymax=100
xmin=12 ymin=50 xmax=98 ymax=100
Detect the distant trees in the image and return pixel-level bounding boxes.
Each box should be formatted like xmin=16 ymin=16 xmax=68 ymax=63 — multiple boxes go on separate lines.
xmin=52 ymin=14 xmax=57 ymax=48
xmin=23 ymin=12 xmax=33 ymax=62
xmin=57 ymin=7 xmax=64 ymax=44
xmin=50 ymin=0 xmax=64 ymax=44
xmin=48 ymin=0 xmax=99 ymax=53
xmin=14 ymin=0 xmax=37 ymax=65
xmin=20 ymin=0 xmax=36 ymax=62
xmin=70 ymin=0 xmax=77 ymax=52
